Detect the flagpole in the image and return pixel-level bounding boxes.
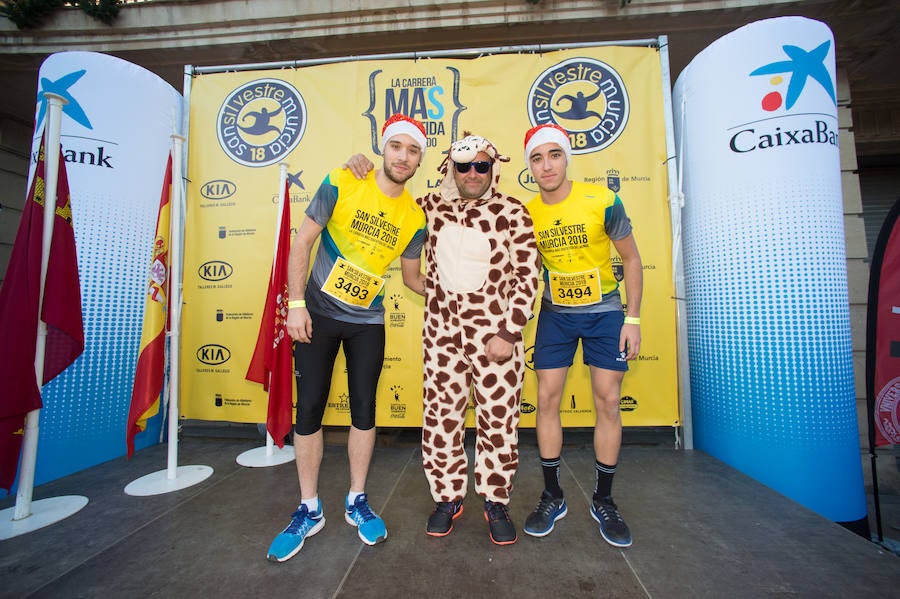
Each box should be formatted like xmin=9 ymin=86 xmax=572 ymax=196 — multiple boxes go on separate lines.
xmin=124 ymin=133 xmax=213 ymax=496
xmin=0 ymin=93 xmax=88 ymax=540
xmin=237 ymin=162 xmax=294 ymax=467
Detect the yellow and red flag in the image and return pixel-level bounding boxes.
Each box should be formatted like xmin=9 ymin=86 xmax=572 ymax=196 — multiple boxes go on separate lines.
xmin=246 ymin=179 xmax=293 ymax=446
xmin=0 ymin=136 xmax=84 ymax=490
xmin=126 ymin=152 xmax=172 ymax=457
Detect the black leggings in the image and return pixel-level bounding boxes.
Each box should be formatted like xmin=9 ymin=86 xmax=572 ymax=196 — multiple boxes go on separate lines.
xmin=293 ymin=312 xmax=385 ymax=435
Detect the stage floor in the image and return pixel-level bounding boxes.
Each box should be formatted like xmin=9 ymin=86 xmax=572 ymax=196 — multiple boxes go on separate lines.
xmin=2 ymin=428 xmax=899 ymax=598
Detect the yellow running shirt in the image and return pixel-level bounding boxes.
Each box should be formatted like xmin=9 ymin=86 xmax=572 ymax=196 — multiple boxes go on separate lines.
xmin=305 ymin=167 xmax=425 ymax=324
xmin=526 ymin=181 xmax=631 ymax=313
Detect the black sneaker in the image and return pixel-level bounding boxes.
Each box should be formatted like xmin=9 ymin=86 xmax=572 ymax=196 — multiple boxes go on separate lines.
xmin=426 ymin=500 xmax=464 ymax=537
xmin=523 ymin=491 xmax=568 ymax=537
xmin=590 ymin=496 xmax=632 ymax=548
xmin=484 ymin=500 xmax=517 ymax=545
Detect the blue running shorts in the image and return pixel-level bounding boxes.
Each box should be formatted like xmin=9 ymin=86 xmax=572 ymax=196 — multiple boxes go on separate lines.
xmin=533 ymin=309 xmax=627 ymax=372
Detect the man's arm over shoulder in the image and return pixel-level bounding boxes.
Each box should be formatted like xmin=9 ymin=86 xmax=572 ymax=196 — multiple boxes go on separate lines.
xmin=343 ymin=154 xmax=375 ymax=180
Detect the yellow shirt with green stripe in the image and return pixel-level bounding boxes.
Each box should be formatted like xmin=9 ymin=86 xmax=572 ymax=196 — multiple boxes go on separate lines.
xmin=526 ymin=181 xmax=632 ymax=313
xmin=305 ymin=167 xmax=425 ymax=324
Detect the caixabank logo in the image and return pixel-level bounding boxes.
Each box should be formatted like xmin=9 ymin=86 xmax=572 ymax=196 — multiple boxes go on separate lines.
xmin=526 ymin=58 xmax=630 ymax=155
xmin=729 ymin=40 xmax=838 ymax=154
xmin=35 ymin=69 xmax=118 ymax=171
xmin=217 ymin=79 xmax=307 ymax=167
xmin=362 ymin=67 xmax=465 ymax=156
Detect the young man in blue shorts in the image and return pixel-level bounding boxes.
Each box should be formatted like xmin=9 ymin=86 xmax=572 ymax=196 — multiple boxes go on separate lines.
xmin=266 ymin=114 xmax=428 ymax=562
xmin=521 ymin=123 xmax=643 ymax=548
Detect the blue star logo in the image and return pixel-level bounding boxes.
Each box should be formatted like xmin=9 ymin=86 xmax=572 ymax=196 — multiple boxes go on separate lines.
xmin=36 ymin=70 xmax=92 ymax=131
xmin=749 ymin=40 xmax=836 ymax=110
xmin=287 ymin=169 xmax=304 ymax=190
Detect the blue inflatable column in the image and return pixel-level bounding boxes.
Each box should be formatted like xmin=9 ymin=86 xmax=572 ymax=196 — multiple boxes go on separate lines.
xmin=673 ymin=17 xmax=867 ymax=532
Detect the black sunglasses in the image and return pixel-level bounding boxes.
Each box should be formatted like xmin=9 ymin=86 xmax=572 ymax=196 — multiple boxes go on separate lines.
xmin=455 ymin=161 xmax=492 ymax=174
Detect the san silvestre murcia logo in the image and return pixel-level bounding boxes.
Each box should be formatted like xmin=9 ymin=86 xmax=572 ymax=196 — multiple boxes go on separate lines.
xmin=526 ymin=57 xmax=630 ymax=155
xmin=728 ymin=40 xmax=838 ymax=154
xmin=217 ymin=79 xmax=307 ymax=167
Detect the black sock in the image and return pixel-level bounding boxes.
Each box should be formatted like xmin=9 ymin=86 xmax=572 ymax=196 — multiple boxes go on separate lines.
xmin=540 ymin=456 xmax=563 ymax=498
xmin=593 ymin=460 xmax=616 ymax=501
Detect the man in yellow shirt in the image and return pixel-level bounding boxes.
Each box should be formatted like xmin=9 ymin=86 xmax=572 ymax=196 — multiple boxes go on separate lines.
xmin=267 ymin=114 xmax=427 ymax=562
xmin=522 ymin=123 xmax=642 ymax=548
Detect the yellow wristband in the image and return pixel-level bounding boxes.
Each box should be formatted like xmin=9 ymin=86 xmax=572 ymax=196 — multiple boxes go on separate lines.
xmin=624 ymin=316 xmax=640 ymax=325
xmin=288 ymin=299 xmax=306 ymax=309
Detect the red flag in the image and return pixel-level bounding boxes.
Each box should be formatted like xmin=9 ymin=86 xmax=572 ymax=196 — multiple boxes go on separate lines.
xmin=868 ymin=198 xmax=900 ymax=446
xmin=0 ymin=137 xmax=84 ymax=491
xmin=246 ymin=179 xmax=294 ymax=447
xmin=126 ymin=153 xmax=172 ymax=457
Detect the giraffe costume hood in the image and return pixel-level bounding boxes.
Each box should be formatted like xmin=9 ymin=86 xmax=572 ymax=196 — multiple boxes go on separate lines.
xmin=437 ymin=133 xmax=509 ymax=201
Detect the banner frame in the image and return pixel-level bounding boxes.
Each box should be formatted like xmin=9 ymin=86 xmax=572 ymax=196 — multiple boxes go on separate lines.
xmin=188 ymin=40 xmax=662 ymax=77
xmin=181 ymin=38 xmax=687 ymax=441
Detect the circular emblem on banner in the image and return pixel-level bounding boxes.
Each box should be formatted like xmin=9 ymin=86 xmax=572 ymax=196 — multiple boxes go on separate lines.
xmin=217 ymin=79 xmax=306 ymax=167
xmin=526 ymin=58 xmax=629 ymax=154
xmin=518 ymin=168 xmax=539 ymax=193
xmin=874 ymin=376 xmax=900 ymax=444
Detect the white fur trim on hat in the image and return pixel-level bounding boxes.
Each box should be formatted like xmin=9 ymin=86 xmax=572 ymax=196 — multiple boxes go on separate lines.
xmin=381 ymin=115 xmax=427 ymax=156
xmin=524 ymin=124 xmax=571 ymax=165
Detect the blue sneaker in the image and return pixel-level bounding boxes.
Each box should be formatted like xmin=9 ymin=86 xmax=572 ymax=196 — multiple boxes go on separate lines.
xmin=344 ymin=493 xmax=387 ymax=545
xmin=591 ymin=496 xmax=632 ymax=548
xmin=266 ymin=504 xmax=325 ymax=562
xmin=523 ymin=491 xmax=568 ymax=537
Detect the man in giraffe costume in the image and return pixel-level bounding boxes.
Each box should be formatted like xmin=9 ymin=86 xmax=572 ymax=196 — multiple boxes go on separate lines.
xmin=345 ymin=133 xmax=539 ymax=545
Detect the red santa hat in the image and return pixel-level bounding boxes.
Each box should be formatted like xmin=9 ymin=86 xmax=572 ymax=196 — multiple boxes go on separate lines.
xmin=524 ymin=123 xmax=571 ymax=164
xmin=381 ymin=113 xmax=427 ymax=156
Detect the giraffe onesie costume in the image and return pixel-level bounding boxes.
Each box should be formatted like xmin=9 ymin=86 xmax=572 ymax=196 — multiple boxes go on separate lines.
xmin=418 ymin=136 xmax=539 ymax=504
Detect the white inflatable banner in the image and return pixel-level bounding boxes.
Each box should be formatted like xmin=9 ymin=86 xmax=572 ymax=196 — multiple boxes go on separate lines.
xmin=674 ymin=17 xmax=866 ymax=529
xmin=23 ymin=51 xmax=182 ymax=487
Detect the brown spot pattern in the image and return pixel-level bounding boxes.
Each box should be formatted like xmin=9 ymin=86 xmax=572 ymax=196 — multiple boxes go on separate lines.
xmin=417 ymin=188 xmax=537 ymax=503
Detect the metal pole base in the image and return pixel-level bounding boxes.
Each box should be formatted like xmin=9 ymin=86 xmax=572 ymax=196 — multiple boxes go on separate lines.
xmin=236 ymin=445 xmax=295 ymax=467
xmin=124 ymin=465 xmax=213 ymax=496
xmin=0 ymin=495 xmax=89 ymax=540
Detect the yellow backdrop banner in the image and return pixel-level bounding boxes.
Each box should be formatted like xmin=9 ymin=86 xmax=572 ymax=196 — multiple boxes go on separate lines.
xmin=181 ymin=45 xmax=679 ymax=428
